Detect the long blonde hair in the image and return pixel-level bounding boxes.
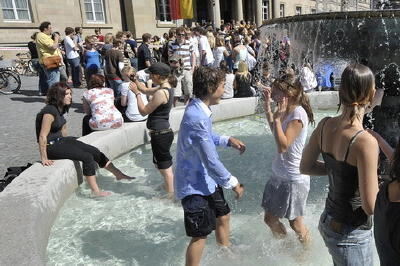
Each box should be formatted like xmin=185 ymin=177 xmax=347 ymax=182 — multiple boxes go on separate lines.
xmin=235 ymin=61 xmax=251 ymax=82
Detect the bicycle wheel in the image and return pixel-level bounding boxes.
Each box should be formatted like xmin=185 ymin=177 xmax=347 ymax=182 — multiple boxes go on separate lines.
xmin=0 ymin=70 xmax=21 ymax=94
xmin=27 ymin=60 xmax=37 ymax=76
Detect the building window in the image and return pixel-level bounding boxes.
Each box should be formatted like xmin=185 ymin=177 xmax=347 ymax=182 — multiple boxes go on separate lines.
xmin=295 ymin=6 xmax=302 ymax=15
xmin=262 ymin=0 xmax=269 ymax=20
xmin=311 ymin=8 xmax=316 ymax=14
xmin=280 ymin=4 xmax=285 ymax=17
xmin=1 ymin=0 xmax=31 ymax=22
xmin=158 ymin=0 xmax=172 ymax=22
xmin=84 ymin=0 xmax=106 ymax=23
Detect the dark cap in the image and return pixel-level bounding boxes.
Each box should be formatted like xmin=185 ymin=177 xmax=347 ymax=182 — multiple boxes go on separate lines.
xmin=145 ymin=62 xmax=171 ymax=76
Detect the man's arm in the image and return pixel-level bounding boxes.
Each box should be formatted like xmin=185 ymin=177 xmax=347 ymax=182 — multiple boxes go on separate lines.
xmin=191 ymin=120 xmax=239 ymax=189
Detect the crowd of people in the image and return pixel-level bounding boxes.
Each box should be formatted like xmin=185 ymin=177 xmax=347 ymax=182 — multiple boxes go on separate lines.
xmin=31 ymin=20 xmax=400 ymax=266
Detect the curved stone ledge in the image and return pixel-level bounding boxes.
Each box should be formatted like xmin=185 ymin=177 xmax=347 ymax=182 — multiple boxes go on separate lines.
xmin=0 ymin=94 xmax=337 ymax=265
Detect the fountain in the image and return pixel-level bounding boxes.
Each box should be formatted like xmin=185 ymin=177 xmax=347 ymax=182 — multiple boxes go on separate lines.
xmin=258 ymin=10 xmax=400 ymax=173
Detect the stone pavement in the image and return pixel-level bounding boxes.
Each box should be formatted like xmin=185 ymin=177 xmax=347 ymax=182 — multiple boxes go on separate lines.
xmin=0 ymin=76 xmax=84 ymax=176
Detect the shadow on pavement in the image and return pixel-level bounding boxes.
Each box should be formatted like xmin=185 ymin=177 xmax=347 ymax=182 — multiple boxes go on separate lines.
xmin=9 ymin=96 xmax=45 ymax=103
xmin=14 ymin=90 xmax=41 ymax=97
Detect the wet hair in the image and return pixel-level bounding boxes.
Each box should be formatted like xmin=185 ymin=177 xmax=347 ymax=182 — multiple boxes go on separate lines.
xmin=39 ymin=21 xmax=51 ymax=32
xmin=65 ymin=27 xmax=74 ymax=35
xmin=88 ymin=74 xmax=105 ymax=90
xmin=338 ymin=63 xmax=375 ymax=124
xmin=391 ymin=140 xmax=400 ymax=182
xmin=46 ymin=82 xmax=71 ymax=113
xmin=193 ymin=66 xmax=225 ymax=100
xmin=272 ymin=68 xmax=315 ymax=125
xmin=142 ymin=33 xmax=152 ymax=43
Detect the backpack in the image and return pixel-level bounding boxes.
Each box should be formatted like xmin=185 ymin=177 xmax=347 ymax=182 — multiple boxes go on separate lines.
xmin=0 ymin=163 xmax=32 ymax=192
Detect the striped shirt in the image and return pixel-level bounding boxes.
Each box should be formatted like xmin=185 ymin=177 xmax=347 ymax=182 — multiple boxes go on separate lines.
xmin=168 ymin=40 xmax=193 ymax=70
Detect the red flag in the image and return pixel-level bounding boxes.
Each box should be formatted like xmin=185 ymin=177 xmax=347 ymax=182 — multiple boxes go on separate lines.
xmin=170 ymin=0 xmax=182 ymax=20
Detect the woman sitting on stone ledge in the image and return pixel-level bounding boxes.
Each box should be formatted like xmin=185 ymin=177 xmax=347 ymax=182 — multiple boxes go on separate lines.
xmin=36 ymin=82 xmax=134 ymax=197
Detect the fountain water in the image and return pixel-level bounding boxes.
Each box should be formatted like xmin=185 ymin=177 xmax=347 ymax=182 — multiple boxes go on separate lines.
xmin=258 ymin=10 xmax=400 ymax=173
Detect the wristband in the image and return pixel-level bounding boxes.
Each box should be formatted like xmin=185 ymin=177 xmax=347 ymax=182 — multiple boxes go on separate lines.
xmin=135 ymin=92 xmax=141 ymax=97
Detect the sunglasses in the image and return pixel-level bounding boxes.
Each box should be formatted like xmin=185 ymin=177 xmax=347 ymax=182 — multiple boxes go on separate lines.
xmin=177 ymin=33 xmax=185 ymax=36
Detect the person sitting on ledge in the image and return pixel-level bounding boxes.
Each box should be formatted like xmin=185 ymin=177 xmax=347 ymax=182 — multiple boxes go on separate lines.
xmin=36 ymin=82 xmax=134 ymax=197
xmin=82 ymin=74 xmax=124 ymax=136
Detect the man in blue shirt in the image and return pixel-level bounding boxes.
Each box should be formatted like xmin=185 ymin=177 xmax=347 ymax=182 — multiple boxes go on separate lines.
xmin=175 ymin=66 xmax=245 ymax=266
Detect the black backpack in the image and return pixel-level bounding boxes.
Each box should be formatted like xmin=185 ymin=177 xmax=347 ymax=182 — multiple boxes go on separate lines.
xmin=0 ymin=163 xmax=32 ymax=192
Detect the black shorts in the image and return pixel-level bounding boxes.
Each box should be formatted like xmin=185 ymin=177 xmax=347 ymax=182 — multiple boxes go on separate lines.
xmin=181 ymin=186 xmax=231 ymax=238
xmin=150 ymin=130 xmax=174 ymax=169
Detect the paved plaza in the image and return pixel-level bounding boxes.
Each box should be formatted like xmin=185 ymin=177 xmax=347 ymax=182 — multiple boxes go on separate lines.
xmin=0 ymin=76 xmax=83 ymax=176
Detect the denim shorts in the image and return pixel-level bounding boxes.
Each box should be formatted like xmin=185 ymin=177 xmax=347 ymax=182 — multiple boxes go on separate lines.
xmin=318 ymin=210 xmax=374 ymax=266
xmin=181 ymin=186 xmax=230 ymax=238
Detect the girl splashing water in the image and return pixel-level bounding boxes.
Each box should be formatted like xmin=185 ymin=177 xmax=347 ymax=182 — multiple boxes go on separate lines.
xmin=262 ymin=68 xmax=314 ymax=244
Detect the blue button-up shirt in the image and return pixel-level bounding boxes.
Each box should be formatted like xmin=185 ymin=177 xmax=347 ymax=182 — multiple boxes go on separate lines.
xmin=174 ymin=98 xmax=239 ymax=199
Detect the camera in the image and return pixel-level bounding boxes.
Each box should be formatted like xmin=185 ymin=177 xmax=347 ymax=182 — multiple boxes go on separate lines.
xmin=129 ymin=74 xmax=136 ymax=82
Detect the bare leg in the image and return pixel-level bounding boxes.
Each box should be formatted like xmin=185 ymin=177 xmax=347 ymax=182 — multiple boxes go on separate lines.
xmin=85 ymin=175 xmax=111 ymax=197
xmin=264 ymin=212 xmax=287 ymax=238
xmin=158 ymin=166 xmax=174 ymax=193
xmin=215 ymin=214 xmax=231 ymax=247
xmin=105 ymin=161 xmax=135 ymax=180
xmin=289 ymin=217 xmax=310 ymax=245
xmin=186 ymin=237 xmax=207 ymax=266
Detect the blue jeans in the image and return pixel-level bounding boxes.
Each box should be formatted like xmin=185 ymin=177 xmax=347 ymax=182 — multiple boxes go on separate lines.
xmin=108 ymin=79 xmax=123 ymax=97
xmin=37 ymin=63 xmax=48 ymax=94
xmin=130 ymin=57 xmax=138 ymax=70
xmin=318 ymin=211 xmax=374 ymax=266
xmin=43 ymin=66 xmax=60 ymax=88
xmin=67 ymin=57 xmax=81 ymax=87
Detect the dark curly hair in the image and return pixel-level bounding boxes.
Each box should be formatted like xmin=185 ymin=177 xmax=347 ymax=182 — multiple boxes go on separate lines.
xmin=46 ymin=82 xmax=71 ymax=113
xmin=193 ymin=66 xmax=225 ymax=100
xmin=391 ymin=140 xmax=400 ymax=182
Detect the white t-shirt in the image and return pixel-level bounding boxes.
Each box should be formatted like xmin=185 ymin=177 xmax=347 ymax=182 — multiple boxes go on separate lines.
xmin=271 ymin=106 xmax=310 ymax=182
xmin=64 ymin=36 xmax=79 ymax=60
xmin=120 ymin=82 xmax=148 ymax=122
xmin=222 ymin=73 xmax=234 ymax=99
xmin=199 ymin=35 xmax=214 ymax=66
xmin=213 ymin=46 xmax=227 ymax=68
xmin=190 ymin=36 xmax=200 ymax=57
xmin=136 ymin=69 xmax=150 ymax=84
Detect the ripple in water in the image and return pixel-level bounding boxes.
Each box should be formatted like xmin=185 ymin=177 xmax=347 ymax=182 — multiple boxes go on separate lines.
xmin=47 ymin=110 xmax=379 ymax=265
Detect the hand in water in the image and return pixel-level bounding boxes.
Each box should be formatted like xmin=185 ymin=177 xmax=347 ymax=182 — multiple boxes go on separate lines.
xmin=229 ymin=137 xmax=246 ymax=154
xmin=233 ymin=184 xmax=244 ymax=199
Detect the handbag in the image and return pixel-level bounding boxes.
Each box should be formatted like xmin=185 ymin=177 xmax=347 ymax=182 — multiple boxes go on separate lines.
xmin=42 ymin=55 xmax=62 ymax=70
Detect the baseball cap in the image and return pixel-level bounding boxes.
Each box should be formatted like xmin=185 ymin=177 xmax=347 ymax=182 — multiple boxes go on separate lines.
xmin=145 ymin=62 xmax=171 ymax=76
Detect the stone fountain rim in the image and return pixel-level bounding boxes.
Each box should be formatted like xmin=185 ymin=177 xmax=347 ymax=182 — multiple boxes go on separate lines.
xmin=260 ymin=10 xmax=400 ymax=26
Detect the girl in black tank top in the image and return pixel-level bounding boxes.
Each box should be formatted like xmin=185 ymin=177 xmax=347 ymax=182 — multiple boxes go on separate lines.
xmin=300 ymin=64 xmax=379 ymax=266
xmin=129 ymin=62 xmax=176 ymax=197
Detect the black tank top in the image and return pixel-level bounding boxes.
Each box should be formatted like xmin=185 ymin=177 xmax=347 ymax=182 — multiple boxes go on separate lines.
xmin=147 ymin=87 xmax=174 ymax=130
xmin=321 ymin=118 xmax=372 ymax=228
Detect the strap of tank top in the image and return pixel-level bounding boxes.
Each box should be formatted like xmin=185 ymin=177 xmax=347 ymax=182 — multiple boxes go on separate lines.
xmin=320 ymin=117 xmax=331 ymax=152
xmin=344 ymin=130 xmax=365 ymax=162
xmin=161 ymin=87 xmax=169 ymax=101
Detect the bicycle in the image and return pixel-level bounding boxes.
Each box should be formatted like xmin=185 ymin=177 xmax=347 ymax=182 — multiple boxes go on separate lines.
xmin=14 ymin=52 xmax=37 ymax=76
xmin=0 ymin=58 xmax=22 ymax=94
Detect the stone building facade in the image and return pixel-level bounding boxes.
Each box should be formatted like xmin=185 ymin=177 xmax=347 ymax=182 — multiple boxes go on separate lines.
xmin=0 ymin=0 xmax=371 ymax=56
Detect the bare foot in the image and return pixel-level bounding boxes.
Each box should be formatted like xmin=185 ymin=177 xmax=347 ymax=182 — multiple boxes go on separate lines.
xmin=115 ymin=174 xmax=136 ymax=181
xmin=92 ymin=190 xmax=112 ymax=197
